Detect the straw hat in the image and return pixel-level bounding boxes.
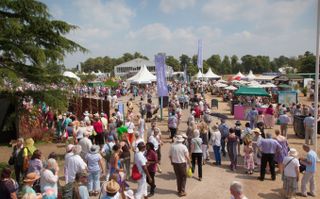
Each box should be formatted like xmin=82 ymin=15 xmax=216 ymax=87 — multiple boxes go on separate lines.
xmin=251 ymin=128 xmax=261 ymax=135
xmin=288 ymin=148 xmax=298 ymax=157
xmin=24 ymin=172 xmax=40 ymax=183
xmin=89 ymin=145 xmax=100 ymax=154
xmin=174 ymin=135 xmax=185 ymax=142
xmin=104 ymin=179 xmax=120 ymax=194
xmin=66 ymin=144 xmax=74 ymax=153
xmin=124 ymin=189 xmax=135 ymax=199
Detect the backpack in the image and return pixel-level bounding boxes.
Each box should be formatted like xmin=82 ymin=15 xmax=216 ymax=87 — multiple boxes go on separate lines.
xmin=103 ymin=143 xmax=113 ymax=161
xmin=131 ymin=164 xmax=142 ymax=181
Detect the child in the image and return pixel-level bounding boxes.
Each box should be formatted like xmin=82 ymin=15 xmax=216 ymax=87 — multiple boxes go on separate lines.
xmin=243 ymin=140 xmax=254 ymax=174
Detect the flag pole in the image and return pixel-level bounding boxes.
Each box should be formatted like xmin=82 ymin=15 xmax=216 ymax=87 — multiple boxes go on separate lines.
xmin=314 ymin=0 xmax=320 ymax=159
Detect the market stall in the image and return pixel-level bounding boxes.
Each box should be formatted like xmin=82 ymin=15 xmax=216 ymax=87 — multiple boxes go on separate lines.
xmin=233 ymin=87 xmax=271 ymax=120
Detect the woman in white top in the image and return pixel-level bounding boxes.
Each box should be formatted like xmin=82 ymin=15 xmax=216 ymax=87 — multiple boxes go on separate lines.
xmin=136 ymin=114 xmax=146 ymax=139
xmin=125 ymin=117 xmax=135 ymax=145
xmin=40 ymin=158 xmax=59 ymax=197
xmin=282 ymin=148 xmax=300 ymax=199
xmin=191 ymin=129 xmax=203 ymax=181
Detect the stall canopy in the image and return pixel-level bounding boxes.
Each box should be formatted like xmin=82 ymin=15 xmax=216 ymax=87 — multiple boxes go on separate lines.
xmin=194 ymin=70 xmax=204 ymax=79
xmin=204 ymin=68 xmax=221 ymax=79
xmin=127 ymin=65 xmax=156 ymax=84
xmin=234 ymin=87 xmax=270 ymax=96
xmin=225 ymin=85 xmax=238 ymax=90
xmin=246 ymin=70 xmax=256 ymax=80
xmin=63 ymin=71 xmax=80 ymax=82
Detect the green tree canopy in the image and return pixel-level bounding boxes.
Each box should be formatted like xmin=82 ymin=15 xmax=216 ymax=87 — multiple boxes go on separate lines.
xmin=166 ymin=55 xmax=180 ymax=71
xmin=297 ymin=51 xmax=316 ymax=73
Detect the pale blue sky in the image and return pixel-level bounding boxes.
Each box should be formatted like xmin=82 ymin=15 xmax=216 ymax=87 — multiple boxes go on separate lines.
xmin=40 ymin=0 xmax=317 ymax=68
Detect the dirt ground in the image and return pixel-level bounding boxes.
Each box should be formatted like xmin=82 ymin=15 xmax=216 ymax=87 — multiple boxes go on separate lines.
xmin=0 ymin=93 xmax=319 ymax=199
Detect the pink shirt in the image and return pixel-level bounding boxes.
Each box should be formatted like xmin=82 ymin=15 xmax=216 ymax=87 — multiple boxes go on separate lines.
xmin=93 ymin=121 xmax=103 ymax=133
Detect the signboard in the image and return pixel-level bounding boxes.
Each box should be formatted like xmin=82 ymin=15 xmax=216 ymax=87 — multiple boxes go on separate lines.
xmin=155 ymin=53 xmax=169 ymax=97
xmin=278 ymin=91 xmax=298 ymax=105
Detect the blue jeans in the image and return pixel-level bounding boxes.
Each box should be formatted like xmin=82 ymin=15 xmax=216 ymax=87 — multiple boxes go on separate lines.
xmin=213 ymin=145 xmax=221 ymax=165
xmin=88 ymin=170 xmax=100 ymax=192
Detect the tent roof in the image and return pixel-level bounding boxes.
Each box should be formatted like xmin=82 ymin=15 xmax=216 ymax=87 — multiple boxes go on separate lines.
xmin=224 ymin=85 xmax=238 ymax=90
xmin=127 ymin=65 xmax=156 ymax=84
xmin=204 ymin=68 xmax=221 ymax=79
xmin=246 ymin=70 xmax=256 ymax=79
xmin=63 ymin=71 xmax=80 ymax=82
xmin=115 ymin=58 xmax=154 ymax=68
xmin=235 ymin=71 xmax=245 ymax=78
xmin=194 ymin=70 xmax=204 ymax=79
xmin=234 ymin=86 xmax=270 ymax=96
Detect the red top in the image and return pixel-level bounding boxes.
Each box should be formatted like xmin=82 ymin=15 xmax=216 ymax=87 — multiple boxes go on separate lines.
xmin=93 ymin=120 xmax=104 ymax=133
xmin=146 ymin=150 xmax=158 ymax=173
xmin=265 ymin=107 xmax=274 ymax=115
xmin=46 ymin=111 xmax=54 ymax=121
xmin=194 ymin=106 xmax=201 ymax=118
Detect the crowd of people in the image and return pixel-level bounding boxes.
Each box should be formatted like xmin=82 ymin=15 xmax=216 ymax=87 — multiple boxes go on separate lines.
xmin=0 ymin=81 xmax=319 ymax=199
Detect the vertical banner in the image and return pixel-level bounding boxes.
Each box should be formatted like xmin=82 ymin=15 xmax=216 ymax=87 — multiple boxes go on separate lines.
xmin=197 ymin=39 xmax=203 ymax=69
xmin=155 ymin=53 xmax=169 ymax=97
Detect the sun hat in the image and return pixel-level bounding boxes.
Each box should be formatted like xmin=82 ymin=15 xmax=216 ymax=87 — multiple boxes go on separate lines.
xmin=104 ymin=179 xmax=120 ymax=194
xmin=83 ymin=111 xmax=89 ymax=116
xmin=66 ymin=144 xmax=74 ymax=153
xmin=181 ymin=133 xmax=188 ymax=139
xmin=288 ymin=148 xmax=298 ymax=157
xmin=89 ymin=145 xmax=100 ymax=154
xmin=23 ymin=172 xmax=40 ymax=183
xmin=235 ymin=121 xmax=241 ymax=126
xmin=174 ymin=135 xmax=185 ymax=142
xmin=251 ymin=128 xmax=261 ymax=135
xmin=124 ymin=189 xmax=135 ymax=199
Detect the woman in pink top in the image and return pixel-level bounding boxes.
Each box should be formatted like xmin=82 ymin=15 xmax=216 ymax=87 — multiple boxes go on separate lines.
xmin=264 ymin=104 xmax=274 ymax=129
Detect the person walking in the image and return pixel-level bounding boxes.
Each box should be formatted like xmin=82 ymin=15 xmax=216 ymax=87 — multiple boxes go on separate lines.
xmin=246 ymin=107 xmax=258 ymax=129
xmin=191 ymin=129 xmax=203 ymax=181
xmin=168 ymin=111 xmax=178 ymax=142
xmin=243 ymin=140 xmax=254 ymax=175
xmin=264 ymin=104 xmax=275 ymax=129
xmin=226 ymin=128 xmax=239 ymax=171
xmin=169 ymin=135 xmax=191 ymax=197
xmin=210 ymin=125 xmax=221 ymax=165
xmin=257 ymin=132 xmax=282 ymax=181
xmin=278 ymin=111 xmax=290 ymax=137
xmin=282 ymin=148 xmax=300 ymax=199
xmin=299 ymin=144 xmax=317 ymax=197
xmin=274 ymin=129 xmax=289 ymax=173
xmin=218 ymin=119 xmax=229 ymax=157
xmin=145 ymin=142 xmax=158 ymax=197
xmin=303 ymin=113 xmax=315 ymax=145
xmin=135 ymin=142 xmax=152 ymax=199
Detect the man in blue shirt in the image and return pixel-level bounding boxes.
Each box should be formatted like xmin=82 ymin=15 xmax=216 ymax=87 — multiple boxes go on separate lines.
xmin=257 ymin=132 xmax=282 ymax=181
xmin=300 ymin=144 xmax=317 ymax=197
xmin=218 ymin=119 xmax=229 ymax=157
xmin=246 ymin=107 xmax=258 ymax=129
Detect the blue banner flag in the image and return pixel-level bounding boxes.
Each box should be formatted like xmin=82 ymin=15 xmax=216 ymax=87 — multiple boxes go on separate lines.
xmin=197 ymin=39 xmax=203 ymax=69
xmin=155 ymin=53 xmax=169 ymax=97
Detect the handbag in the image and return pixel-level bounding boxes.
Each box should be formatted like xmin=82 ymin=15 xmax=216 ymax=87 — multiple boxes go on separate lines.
xmin=131 ymin=164 xmax=142 ymax=181
xmin=186 ymin=167 xmax=193 ymax=177
xmin=8 ymin=156 xmax=14 ymax=165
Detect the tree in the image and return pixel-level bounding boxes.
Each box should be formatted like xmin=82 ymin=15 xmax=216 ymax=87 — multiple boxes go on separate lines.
xmin=166 ymin=55 xmax=180 ymax=71
xmin=297 ymin=51 xmax=316 ymax=73
xmin=231 ymin=55 xmax=240 ymax=72
xmin=0 ymin=0 xmax=87 ymax=109
xmin=221 ymin=55 xmax=231 ymax=74
xmin=179 ymin=54 xmax=191 ymax=69
xmin=206 ymin=55 xmax=221 ymax=74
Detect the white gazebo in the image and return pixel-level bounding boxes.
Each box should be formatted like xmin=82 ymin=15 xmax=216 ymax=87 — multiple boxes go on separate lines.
xmin=204 ymin=68 xmax=221 ymax=79
xmin=63 ymin=71 xmax=80 ymax=82
xmin=194 ymin=70 xmax=204 ymax=80
xmin=127 ymin=65 xmax=156 ymax=84
xmin=246 ymin=70 xmax=256 ymax=80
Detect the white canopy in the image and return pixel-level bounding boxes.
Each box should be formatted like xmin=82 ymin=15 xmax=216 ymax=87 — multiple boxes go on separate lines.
xmin=214 ymin=83 xmax=228 ymax=88
xmin=218 ymin=79 xmax=228 ymax=83
xmin=127 ymin=65 xmax=156 ymax=84
xmin=261 ymin=83 xmax=277 ymax=88
xmin=194 ymin=70 xmax=204 ymax=79
xmin=235 ymin=71 xmax=245 ymax=78
xmin=224 ymin=85 xmax=238 ymax=90
xmin=63 ymin=71 xmax=80 ymax=82
xmin=204 ymin=68 xmax=221 ymax=79
xmin=246 ymin=70 xmax=256 ymax=80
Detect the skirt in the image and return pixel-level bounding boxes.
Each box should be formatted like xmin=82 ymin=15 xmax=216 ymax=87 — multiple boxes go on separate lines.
xmin=283 ymin=176 xmax=298 ymax=194
xmin=264 ymin=114 xmax=274 ymax=128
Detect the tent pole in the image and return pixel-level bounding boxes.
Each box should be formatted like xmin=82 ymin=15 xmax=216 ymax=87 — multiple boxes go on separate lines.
xmin=160 ymin=96 xmax=163 ymax=121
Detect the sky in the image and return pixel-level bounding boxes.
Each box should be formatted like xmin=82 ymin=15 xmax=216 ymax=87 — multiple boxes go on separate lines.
xmin=40 ymin=0 xmax=317 ymax=68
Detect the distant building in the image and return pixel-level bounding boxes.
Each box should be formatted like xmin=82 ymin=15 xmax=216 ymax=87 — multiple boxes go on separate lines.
xmin=114 ymin=58 xmax=173 ymax=78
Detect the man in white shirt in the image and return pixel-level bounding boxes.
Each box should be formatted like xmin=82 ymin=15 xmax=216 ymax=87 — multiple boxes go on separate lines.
xmin=135 ymin=142 xmax=152 ymax=199
xmin=210 ymin=125 xmax=222 ymax=165
xmin=78 ymin=131 xmax=92 ymax=160
xmin=169 ymin=135 xmax=191 ymax=197
xmin=66 ymin=145 xmax=87 ymax=183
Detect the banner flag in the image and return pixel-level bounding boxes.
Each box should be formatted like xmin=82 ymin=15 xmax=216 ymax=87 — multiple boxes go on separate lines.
xmin=155 ymin=53 xmax=169 ymax=97
xmin=197 ymin=39 xmax=203 ymax=69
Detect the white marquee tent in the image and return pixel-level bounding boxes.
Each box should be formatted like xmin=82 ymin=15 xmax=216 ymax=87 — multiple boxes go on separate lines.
xmin=194 ymin=70 xmax=204 ymax=79
xmin=127 ymin=65 xmax=156 ymax=84
xmin=204 ymin=68 xmax=221 ymax=79
xmin=63 ymin=71 xmax=80 ymax=82
xmin=246 ymin=70 xmax=256 ymax=80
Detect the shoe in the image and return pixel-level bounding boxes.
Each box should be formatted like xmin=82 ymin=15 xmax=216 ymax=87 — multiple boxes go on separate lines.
xmin=307 ymin=192 xmax=316 ymax=197
xmin=179 ymin=192 xmax=187 ymax=197
xmin=257 ymin=177 xmax=264 ymax=181
xmin=271 ymin=177 xmax=276 ymax=181
xmin=148 ymin=193 xmax=154 ymax=197
xmin=198 ymin=178 xmax=202 ymax=181
xmin=296 ymin=193 xmax=307 ymax=197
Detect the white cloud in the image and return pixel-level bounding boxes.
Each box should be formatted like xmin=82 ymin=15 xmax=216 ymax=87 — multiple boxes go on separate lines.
xmin=160 ymin=0 xmax=196 ymax=13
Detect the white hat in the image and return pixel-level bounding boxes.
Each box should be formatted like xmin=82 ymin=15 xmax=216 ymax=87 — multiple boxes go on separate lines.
xmin=124 ymin=189 xmax=135 ymax=199
xmin=288 ymin=148 xmax=298 ymax=157
xmin=174 ymin=135 xmax=185 ymax=142
xmin=83 ymin=111 xmax=89 ymax=116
